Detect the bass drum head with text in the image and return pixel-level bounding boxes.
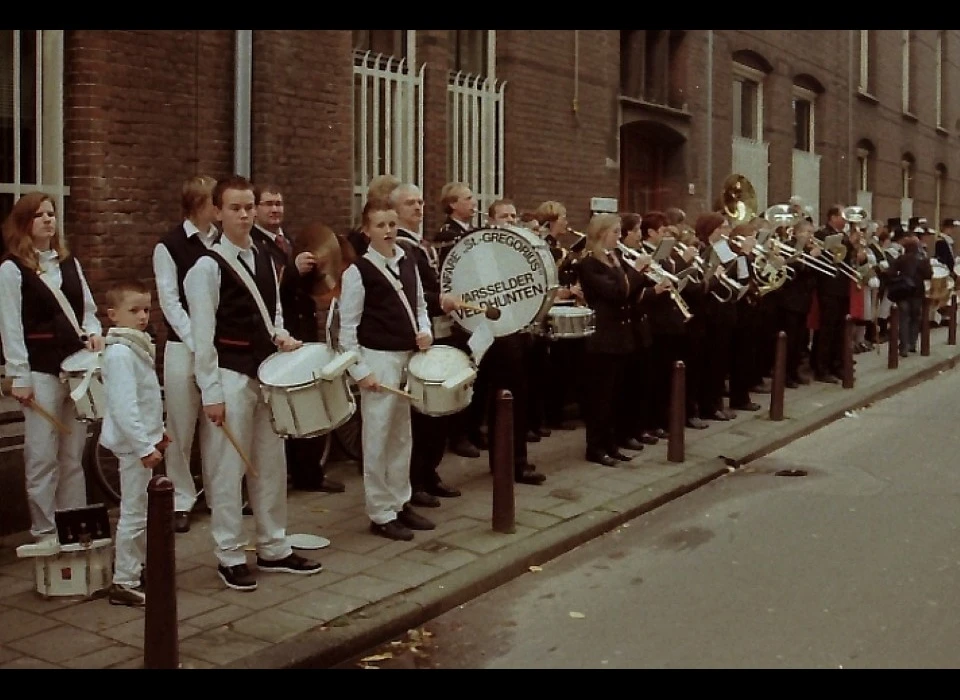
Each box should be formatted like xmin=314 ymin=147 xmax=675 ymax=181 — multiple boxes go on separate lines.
xmin=439 ymin=225 xmax=558 ymax=337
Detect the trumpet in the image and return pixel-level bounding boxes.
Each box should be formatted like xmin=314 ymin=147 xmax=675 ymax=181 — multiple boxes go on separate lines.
xmin=773 ymin=237 xmax=838 ymax=277
xmin=618 ymin=243 xmax=693 ymax=322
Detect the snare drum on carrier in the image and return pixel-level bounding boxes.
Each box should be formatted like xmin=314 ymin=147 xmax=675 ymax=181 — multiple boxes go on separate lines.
xmin=544 ymin=304 xmax=596 ymax=340
xmin=404 ymin=346 xmax=477 ymax=417
xmin=60 ymin=349 xmax=105 ymax=423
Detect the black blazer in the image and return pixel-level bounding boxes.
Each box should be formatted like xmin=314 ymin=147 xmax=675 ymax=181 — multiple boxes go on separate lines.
xmin=578 ymin=253 xmax=635 ymax=355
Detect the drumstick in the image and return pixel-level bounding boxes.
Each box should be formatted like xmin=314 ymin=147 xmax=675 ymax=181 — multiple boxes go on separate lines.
xmin=26 ymin=399 xmax=71 ymax=436
xmin=220 ymin=422 xmax=259 ymax=478
xmin=457 ymin=302 xmax=502 ymax=320
xmin=379 ymin=384 xmax=415 ymax=400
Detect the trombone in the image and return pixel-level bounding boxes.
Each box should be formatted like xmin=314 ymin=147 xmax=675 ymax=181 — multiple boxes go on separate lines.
xmin=618 ymin=242 xmax=693 ymax=322
xmin=763 ymin=203 xmax=837 ymax=278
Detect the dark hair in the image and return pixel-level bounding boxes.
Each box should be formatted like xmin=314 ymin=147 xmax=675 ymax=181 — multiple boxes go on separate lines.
xmin=694 ymin=212 xmax=726 ymax=244
xmin=620 ymin=212 xmax=641 ymax=238
xmin=253 ymin=183 xmax=283 ymax=205
xmin=213 ymin=175 xmax=254 ymax=208
xmin=640 ymin=211 xmax=667 ymax=238
xmin=106 ymin=278 xmax=151 ymax=309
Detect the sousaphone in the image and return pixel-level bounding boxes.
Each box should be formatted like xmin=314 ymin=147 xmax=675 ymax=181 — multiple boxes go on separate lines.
xmin=715 ymin=173 xmax=758 ymax=225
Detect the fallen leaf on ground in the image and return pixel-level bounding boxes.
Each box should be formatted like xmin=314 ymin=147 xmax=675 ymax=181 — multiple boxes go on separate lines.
xmin=361 ymin=653 xmax=393 ymax=662
xmin=569 ymin=611 xmax=586 ymax=619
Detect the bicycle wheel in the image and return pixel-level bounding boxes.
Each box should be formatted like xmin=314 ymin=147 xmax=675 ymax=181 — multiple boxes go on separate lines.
xmin=83 ymin=422 xmax=121 ymax=505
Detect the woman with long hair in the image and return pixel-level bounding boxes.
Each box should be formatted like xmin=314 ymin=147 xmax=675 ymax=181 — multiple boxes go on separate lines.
xmin=0 ymin=192 xmax=102 ymax=542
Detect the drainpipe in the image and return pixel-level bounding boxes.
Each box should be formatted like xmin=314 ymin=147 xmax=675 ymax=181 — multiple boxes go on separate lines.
xmin=234 ymin=30 xmax=252 ymax=177
xmin=847 ymin=30 xmax=854 ymax=205
xmin=706 ymin=30 xmax=713 ymax=209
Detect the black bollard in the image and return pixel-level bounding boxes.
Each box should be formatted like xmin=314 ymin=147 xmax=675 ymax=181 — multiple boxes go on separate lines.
xmin=144 ymin=473 xmax=178 ymax=669
xmin=921 ymin=297 xmax=931 ymax=356
xmin=888 ymin=304 xmax=900 ymax=369
xmin=842 ymin=315 xmax=855 ymax=389
xmin=950 ymin=294 xmax=957 ymax=346
xmin=491 ymin=389 xmax=515 ymax=534
xmin=770 ymin=331 xmax=787 ymax=421
xmin=668 ymin=361 xmax=685 ymax=463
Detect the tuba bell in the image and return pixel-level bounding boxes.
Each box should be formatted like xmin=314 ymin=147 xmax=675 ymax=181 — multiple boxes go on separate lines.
xmin=716 ymin=173 xmax=758 ymax=225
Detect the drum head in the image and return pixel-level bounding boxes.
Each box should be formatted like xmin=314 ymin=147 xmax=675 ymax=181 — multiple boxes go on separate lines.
xmin=61 ymin=349 xmax=100 ymax=373
xmin=440 ymin=225 xmax=558 ymax=337
xmin=288 ymin=533 xmax=331 ymax=550
xmin=408 ymin=346 xmax=473 ymax=382
xmin=550 ymin=305 xmax=590 ymax=317
xmin=257 ymin=343 xmax=336 ymax=387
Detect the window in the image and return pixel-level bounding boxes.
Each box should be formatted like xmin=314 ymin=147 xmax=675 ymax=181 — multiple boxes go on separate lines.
xmin=856 ymin=144 xmax=873 ymax=192
xmin=936 ymin=31 xmax=946 ymax=129
xmin=858 ymin=30 xmax=873 ymax=93
xmin=935 ymin=163 xmax=947 ymax=226
xmin=901 ymin=155 xmax=915 ymax=199
xmin=619 ymin=30 xmax=687 ymax=109
xmin=0 ymin=30 xmax=66 ymax=231
xmin=902 ymin=30 xmax=914 ymax=114
xmin=451 ymin=30 xmax=491 ymax=78
xmin=793 ymin=86 xmax=815 ymax=152
xmin=353 ymin=30 xmax=408 ymax=59
xmin=732 ymin=64 xmax=764 ymax=140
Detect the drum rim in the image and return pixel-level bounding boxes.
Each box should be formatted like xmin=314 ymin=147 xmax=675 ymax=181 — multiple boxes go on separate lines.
xmin=256 ymin=341 xmax=338 ymax=387
xmin=407 ymin=346 xmax=474 ymax=379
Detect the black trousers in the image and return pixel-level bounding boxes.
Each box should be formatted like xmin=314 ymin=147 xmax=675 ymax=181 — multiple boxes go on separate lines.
xmin=526 ymin=335 xmax=550 ymax=434
xmin=615 ymin=345 xmax=655 ymax=442
xmin=583 ymin=351 xmax=627 ymax=456
xmin=545 ymin=337 xmax=585 ymax=425
xmin=285 ymin=435 xmax=327 ymax=488
xmin=650 ymin=332 xmax=685 ymax=430
xmin=701 ymin=318 xmax=732 ymax=416
xmin=814 ymin=294 xmax=848 ymax=377
xmin=729 ymin=299 xmax=760 ymax=407
xmin=483 ymin=333 xmax=531 ymax=475
xmin=778 ymin=307 xmax=808 ymax=381
xmin=409 ymin=411 xmax=448 ymax=492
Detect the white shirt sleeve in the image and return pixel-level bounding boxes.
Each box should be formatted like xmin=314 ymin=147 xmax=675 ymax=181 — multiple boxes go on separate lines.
xmin=102 ymin=344 xmax=157 ymax=459
xmin=75 ymin=259 xmax=103 ymax=338
xmin=414 ymin=268 xmax=432 ymax=339
xmin=272 ymin=264 xmax=290 ymax=341
xmin=338 ymin=264 xmax=370 ymax=382
xmin=153 ymin=242 xmax=194 ymax=351
xmin=0 ymin=261 xmax=31 ymax=388
xmin=183 ymin=257 xmax=223 ymax=406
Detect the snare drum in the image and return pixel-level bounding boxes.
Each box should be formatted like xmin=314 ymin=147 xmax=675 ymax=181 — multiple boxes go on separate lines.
xmin=405 ymin=346 xmax=477 ymax=417
xmin=257 ymin=343 xmax=358 ymax=439
xmin=927 ymin=261 xmax=953 ymax=303
xmin=60 ymin=350 xmax=105 ymax=422
xmin=545 ymin=305 xmax=596 ymax=340
xmin=439 ymin=224 xmax=559 ymax=337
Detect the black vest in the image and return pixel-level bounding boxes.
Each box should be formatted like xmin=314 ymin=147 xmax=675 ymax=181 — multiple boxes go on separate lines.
xmin=15 ymin=256 xmax=86 ymax=376
xmin=159 ymin=224 xmax=211 ymax=342
xmin=355 ymin=253 xmax=419 ymax=351
xmin=397 ymin=231 xmax=442 ymax=318
xmin=208 ymin=246 xmax=279 ymax=378
xmin=251 ymin=225 xmax=288 ymax=274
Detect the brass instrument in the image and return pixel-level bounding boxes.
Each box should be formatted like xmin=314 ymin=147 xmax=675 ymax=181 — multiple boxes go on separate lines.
xmin=716 ymin=173 xmax=758 ymax=225
xmin=556 ymin=227 xmax=587 ymax=286
xmin=618 ymin=242 xmax=693 ymax=322
xmin=763 ymin=203 xmax=839 ymax=278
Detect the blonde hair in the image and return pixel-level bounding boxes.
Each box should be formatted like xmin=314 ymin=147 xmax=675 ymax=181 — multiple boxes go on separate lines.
xmin=440 ymin=182 xmax=470 ymax=214
xmin=366 ymin=174 xmax=401 ymax=206
xmin=181 ymin=175 xmax=217 ymax=219
xmin=585 ymin=213 xmax=620 ymax=258
xmin=534 ymin=201 xmax=566 ymax=226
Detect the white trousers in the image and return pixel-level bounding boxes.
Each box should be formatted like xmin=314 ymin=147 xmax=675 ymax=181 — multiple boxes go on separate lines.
xmin=112 ymin=450 xmax=151 ymax=587
xmin=359 ymin=348 xmax=413 ymax=525
xmin=198 ymin=367 xmax=290 ymax=567
xmin=163 ymin=341 xmax=204 ymax=512
xmin=23 ymin=371 xmax=88 ymax=538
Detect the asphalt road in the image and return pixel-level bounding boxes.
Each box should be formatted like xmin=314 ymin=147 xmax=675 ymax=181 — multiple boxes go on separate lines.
xmin=335 ymin=364 xmax=960 ymax=669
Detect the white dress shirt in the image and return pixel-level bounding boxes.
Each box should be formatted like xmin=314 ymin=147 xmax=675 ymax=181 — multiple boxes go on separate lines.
xmin=339 ymin=245 xmax=431 ymax=382
xmin=99 ymin=342 xmax=164 ymax=458
xmin=183 ymin=235 xmax=288 ymax=406
xmin=152 ymin=220 xmax=218 ymax=352
xmin=0 ymin=251 xmax=102 ymax=388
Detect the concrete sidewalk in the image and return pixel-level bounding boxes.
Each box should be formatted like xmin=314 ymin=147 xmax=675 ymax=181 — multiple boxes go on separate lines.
xmin=1 ymin=329 xmax=959 ymax=669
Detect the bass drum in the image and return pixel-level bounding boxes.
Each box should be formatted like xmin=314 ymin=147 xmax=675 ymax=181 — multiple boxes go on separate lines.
xmin=439 ymin=224 xmax=559 ymax=337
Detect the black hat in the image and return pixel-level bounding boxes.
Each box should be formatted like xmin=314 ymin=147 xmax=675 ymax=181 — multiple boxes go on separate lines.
xmin=942 ymin=217 xmax=960 ymax=229
xmin=908 ymin=216 xmax=928 ymax=234
xmin=886 ymin=217 xmax=903 ymax=230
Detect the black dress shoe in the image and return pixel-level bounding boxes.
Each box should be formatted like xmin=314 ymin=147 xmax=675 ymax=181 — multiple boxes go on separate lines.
xmin=426 ymin=482 xmax=461 ymax=498
xmin=639 ymin=432 xmax=659 ymax=446
xmin=291 ymin=476 xmax=346 ymax=493
xmin=608 ymin=450 xmax=633 ymax=462
xmin=516 ymin=468 xmax=547 ymax=485
xmin=586 ymin=451 xmax=617 ymax=467
xmin=619 ymin=437 xmax=644 ymax=451
xmin=654 ymin=428 xmax=669 ymax=440
xmin=815 ymin=373 xmax=840 ymax=384
xmin=370 ymin=520 xmax=414 ymax=541
xmin=398 ymin=505 xmax=436 ymax=531
xmin=708 ymin=410 xmax=729 ymax=421
xmin=526 ymin=430 xmax=542 ymax=443
xmin=730 ymin=402 xmax=762 ymax=412
xmin=174 ymin=511 xmax=190 ymax=534
xmin=450 ymin=437 xmax=481 ymax=458
xmin=686 ymin=417 xmax=709 ymax=430
xmin=538 ymin=427 xmax=552 ymax=438
xmin=410 ymin=491 xmax=441 ymax=508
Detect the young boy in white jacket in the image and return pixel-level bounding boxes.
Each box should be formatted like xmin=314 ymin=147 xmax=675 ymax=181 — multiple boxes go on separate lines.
xmin=99 ymin=279 xmax=168 ymax=606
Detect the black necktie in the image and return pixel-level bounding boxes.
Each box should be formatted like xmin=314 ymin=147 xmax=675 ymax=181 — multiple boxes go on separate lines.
xmin=276 ymin=232 xmax=291 ymax=258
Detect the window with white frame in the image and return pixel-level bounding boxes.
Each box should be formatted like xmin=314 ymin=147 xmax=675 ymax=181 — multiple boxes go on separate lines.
xmin=793 ymin=86 xmax=815 ymax=152
xmin=935 ymin=164 xmax=946 ymax=225
xmin=936 ymin=31 xmax=946 ymax=129
xmin=857 ymin=146 xmax=871 ymax=192
xmin=902 ymin=30 xmax=914 ymax=114
xmin=859 ymin=30 xmax=872 ymax=93
xmin=0 ymin=30 xmax=66 ymax=233
xmin=451 ymin=30 xmax=489 ymax=78
xmin=732 ymin=63 xmax=763 ymax=140
xmin=901 ymin=156 xmax=914 ymax=199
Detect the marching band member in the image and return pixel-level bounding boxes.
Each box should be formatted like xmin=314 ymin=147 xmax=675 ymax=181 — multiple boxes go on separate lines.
xmin=727 ymin=222 xmax=763 ymax=412
xmin=775 ymin=219 xmax=819 ymax=386
xmin=339 ymin=198 xmax=437 ymax=542
xmin=0 ymin=192 xmax=102 ymax=543
xmin=578 ymin=213 xmax=643 ymax=466
xmin=886 ymin=234 xmax=933 ymax=356
xmin=669 ymin=223 xmax=710 ymax=428
xmin=391 ymin=182 xmax=464 ymax=505
xmin=812 ymin=205 xmax=852 ymax=384
xmin=152 ymin=175 xmax=219 ymax=533
xmin=184 ymin=175 xmax=323 ymax=591
xmin=346 ymin=174 xmax=401 ymax=257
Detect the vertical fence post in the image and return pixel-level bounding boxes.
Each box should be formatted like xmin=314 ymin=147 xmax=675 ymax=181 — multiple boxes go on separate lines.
xmin=921 ymin=297 xmax=931 ymax=356
xmin=842 ymin=315 xmax=855 ymax=389
xmin=770 ymin=331 xmax=787 ymax=421
xmin=144 ymin=473 xmax=178 ymax=669
xmin=888 ymin=304 xmax=900 ymax=369
xmin=668 ymin=361 xmax=685 ymax=463
xmin=491 ymin=390 xmax=515 ymax=534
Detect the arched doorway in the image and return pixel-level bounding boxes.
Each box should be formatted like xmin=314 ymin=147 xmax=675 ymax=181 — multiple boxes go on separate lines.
xmin=620 ymin=120 xmax=687 ymax=215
